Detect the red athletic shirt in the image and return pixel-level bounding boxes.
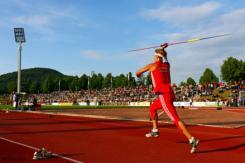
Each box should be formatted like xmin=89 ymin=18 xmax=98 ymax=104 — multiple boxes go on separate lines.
xmin=151 ymin=61 xmax=171 ymax=93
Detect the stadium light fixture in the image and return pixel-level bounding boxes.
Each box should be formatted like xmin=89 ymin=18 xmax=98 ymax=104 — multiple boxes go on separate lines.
xmin=14 ymin=28 xmax=26 ymax=93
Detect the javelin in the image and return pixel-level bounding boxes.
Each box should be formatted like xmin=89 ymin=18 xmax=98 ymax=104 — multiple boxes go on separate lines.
xmin=128 ymin=33 xmax=231 ymax=52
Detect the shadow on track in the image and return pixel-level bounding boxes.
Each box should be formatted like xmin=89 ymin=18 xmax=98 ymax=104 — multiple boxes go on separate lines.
xmin=0 ymin=119 xmax=134 ymax=126
xmin=177 ymin=135 xmax=245 ymax=144
xmin=0 ymin=117 xmax=49 ymax=121
xmin=53 ymin=152 xmax=84 ymax=158
xmin=201 ymin=121 xmax=245 ymax=126
xmin=0 ymin=125 xmax=151 ymax=135
xmin=197 ymin=143 xmax=245 ymax=153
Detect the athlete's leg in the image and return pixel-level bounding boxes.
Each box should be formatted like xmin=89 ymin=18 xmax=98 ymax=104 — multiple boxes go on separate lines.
xmin=160 ymin=94 xmax=192 ymax=139
xmin=178 ymin=121 xmax=192 ymax=139
xmin=152 ymin=114 xmax=158 ymax=129
xmin=160 ymin=94 xmax=199 ymax=153
xmin=146 ymin=97 xmax=162 ymax=137
xmin=149 ymin=97 xmax=162 ymax=129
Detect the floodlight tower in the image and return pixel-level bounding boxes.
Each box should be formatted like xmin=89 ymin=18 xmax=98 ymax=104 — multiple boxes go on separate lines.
xmin=14 ymin=28 xmax=26 ymax=94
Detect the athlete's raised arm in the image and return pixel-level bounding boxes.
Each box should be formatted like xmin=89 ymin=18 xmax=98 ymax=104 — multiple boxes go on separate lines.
xmin=136 ymin=63 xmax=154 ymax=78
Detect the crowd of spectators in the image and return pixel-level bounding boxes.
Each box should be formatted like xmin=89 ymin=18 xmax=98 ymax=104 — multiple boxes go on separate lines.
xmin=1 ymin=80 xmax=244 ymax=107
xmin=173 ymin=80 xmax=245 ymax=107
xmin=31 ymin=86 xmax=154 ymax=106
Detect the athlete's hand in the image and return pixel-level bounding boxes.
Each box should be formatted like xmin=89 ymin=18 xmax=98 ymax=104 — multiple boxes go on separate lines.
xmin=136 ymin=72 xmax=141 ymax=78
xmin=161 ymin=43 xmax=168 ymax=48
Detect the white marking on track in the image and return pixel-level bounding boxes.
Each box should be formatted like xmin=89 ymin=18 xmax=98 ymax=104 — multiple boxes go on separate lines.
xmin=0 ymin=136 xmax=83 ymax=163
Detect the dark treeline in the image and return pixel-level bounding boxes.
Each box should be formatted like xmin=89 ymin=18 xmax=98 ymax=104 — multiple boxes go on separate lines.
xmin=0 ymin=69 xmax=151 ymax=94
xmin=0 ymin=56 xmax=244 ymax=94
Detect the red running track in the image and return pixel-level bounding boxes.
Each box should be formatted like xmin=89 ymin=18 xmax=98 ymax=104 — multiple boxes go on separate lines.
xmin=0 ymin=111 xmax=244 ymax=163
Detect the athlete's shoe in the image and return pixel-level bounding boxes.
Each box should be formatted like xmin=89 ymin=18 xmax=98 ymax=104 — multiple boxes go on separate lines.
xmin=145 ymin=131 xmax=159 ymax=138
xmin=190 ymin=138 xmax=199 ymax=154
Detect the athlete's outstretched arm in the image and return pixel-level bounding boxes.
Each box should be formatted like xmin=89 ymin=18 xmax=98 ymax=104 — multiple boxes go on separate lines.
xmin=136 ymin=64 xmax=153 ymax=78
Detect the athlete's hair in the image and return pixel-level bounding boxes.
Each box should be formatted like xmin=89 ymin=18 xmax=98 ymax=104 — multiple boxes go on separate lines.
xmin=155 ymin=48 xmax=167 ymax=57
xmin=154 ymin=48 xmax=167 ymax=62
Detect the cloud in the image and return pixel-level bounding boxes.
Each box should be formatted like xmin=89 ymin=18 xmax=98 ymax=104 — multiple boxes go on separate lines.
xmin=169 ymin=13 xmax=245 ymax=83
xmin=220 ymin=8 xmax=245 ymax=23
xmin=138 ymin=5 xmax=245 ymax=84
xmin=218 ymin=8 xmax=245 ymax=33
xmin=169 ymin=31 xmax=244 ymax=83
xmin=80 ymin=50 xmax=103 ymax=59
xmin=12 ymin=15 xmax=52 ymax=28
xmin=142 ymin=1 xmax=221 ymax=25
xmin=4 ymin=1 xmax=87 ymax=30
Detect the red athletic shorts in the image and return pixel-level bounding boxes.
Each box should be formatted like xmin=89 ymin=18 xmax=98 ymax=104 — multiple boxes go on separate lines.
xmin=150 ymin=91 xmax=180 ymax=127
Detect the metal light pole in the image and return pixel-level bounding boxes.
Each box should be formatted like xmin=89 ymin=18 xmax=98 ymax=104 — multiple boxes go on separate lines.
xmin=88 ymin=76 xmax=90 ymax=90
xmin=58 ymin=79 xmax=61 ymax=92
xmin=14 ymin=28 xmax=26 ymax=94
xmin=17 ymin=43 xmax=22 ymax=93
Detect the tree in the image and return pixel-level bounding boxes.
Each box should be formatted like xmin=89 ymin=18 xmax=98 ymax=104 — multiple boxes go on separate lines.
xmin=129 ymin=72 xmax=137 ymax=87
xmin=70 ymin=76 xmax=79 ymax=91
xmin=146 ymin=72 xmax=152 ymax=86
xmin=89 ymin=73 xmax=104 ymax=89
xmin=96 ymin=73 xmax=104 ymax=89
xmin=240 ymin=61 xmax=245 ymax=80
xmin=114 ymin=74 xmax=127 ymax=87
xmin=29 ymin=81 xmax=40 ymax=93
xmin=59 ymin=78 xmax=69 ymax=91
xmin=136 ymin=74 xmax=147 ymax=86
xmin=7 ymin=81 xmax=17 ymax=93
xmin=41 ymin=76 xmax=56 ymax=93
xmin=179 ymin=81 xmax=187 ymax=87
xmin=0 ymin=68 xmax=64 ymax=94
xmin=186 ymin=77 xmax=196 ymax=86
xmin=0 ymin=84 xmax=6 ymax=94
xmin=221 ymin=57 xmax=245 ymax=82
xmin=199 ymin=68 xmax=219 ymax=84
xmin=79 ymin=74 xmax=89 ymax=90
xmin=63 ymin=76 xmax=74 ymax=91
xmin=103 ymin=73 xmax=113 ymax=88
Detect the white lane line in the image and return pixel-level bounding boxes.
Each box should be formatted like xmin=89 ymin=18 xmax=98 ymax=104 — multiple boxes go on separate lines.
xmin=0 ymin=136 xmax=39 ymax=151
xmin=0 ymin=136 xmax=83 ymax=163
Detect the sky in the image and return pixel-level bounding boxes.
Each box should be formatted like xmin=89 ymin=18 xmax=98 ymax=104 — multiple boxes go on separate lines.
xmin=0 ymin=0 xmax=244 ymax=84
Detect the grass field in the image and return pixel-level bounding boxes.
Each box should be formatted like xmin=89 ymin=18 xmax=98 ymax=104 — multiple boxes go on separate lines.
xmin=0 ymin=105 xmax=13 ymax=110
xmin=42 ymin=105 xmax=145 ymax=109
xmin=0 ymin=104 xmax=145 ymax=110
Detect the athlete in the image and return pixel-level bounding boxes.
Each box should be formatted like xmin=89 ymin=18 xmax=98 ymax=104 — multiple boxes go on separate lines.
xmin=136 ymin=43 xmax=199 ymax=153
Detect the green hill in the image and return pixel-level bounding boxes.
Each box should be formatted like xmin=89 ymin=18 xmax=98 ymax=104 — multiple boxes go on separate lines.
xmin=0 ymin=68 xmax=65 ymax=93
